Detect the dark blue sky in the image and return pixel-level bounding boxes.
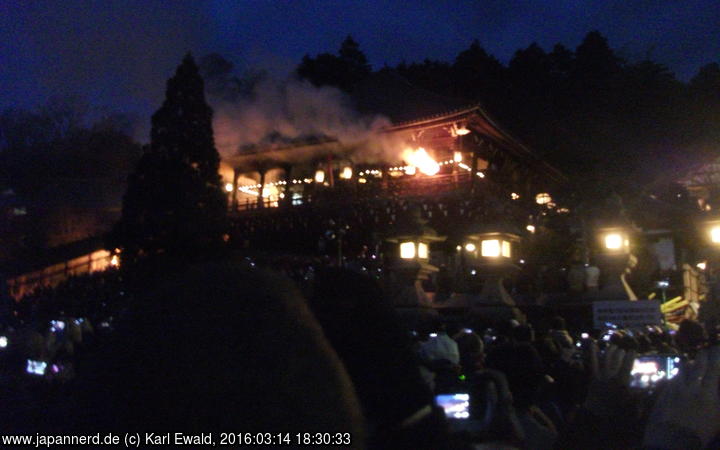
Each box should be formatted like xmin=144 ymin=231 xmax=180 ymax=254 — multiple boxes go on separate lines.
xmin=2 ymin=0 xmax=718 ymax=121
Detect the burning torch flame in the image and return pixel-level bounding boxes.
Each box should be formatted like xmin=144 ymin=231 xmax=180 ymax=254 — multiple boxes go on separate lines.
xmin=403 ymin=147 xmax=440 ymax=176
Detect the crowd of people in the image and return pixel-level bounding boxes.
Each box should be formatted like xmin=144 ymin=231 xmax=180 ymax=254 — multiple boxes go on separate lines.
xmin=412 ymin=314 xmax=716 ymax=449
xmin=10 ymin=270 xmax=128 ymax=325
xmin=0 ymin=270 xmax=127 ymax=431
xmin=2 ymin=257 xmax=718 ymax=448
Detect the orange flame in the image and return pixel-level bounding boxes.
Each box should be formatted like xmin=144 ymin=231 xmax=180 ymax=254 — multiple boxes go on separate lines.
xmin=403 ymin=147 xmax=440 ymax=176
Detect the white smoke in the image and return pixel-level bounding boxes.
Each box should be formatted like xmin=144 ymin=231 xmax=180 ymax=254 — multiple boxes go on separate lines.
xmin=211 ymin=76 xmax=395 ymax=163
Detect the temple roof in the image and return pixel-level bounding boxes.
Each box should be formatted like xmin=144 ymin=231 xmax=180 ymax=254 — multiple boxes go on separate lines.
xmin=225 ymin=71 xmax=565 ymax=184
xmin=678 ymin=156 xmax=720 ymax=189
xmin=379 ymin=104 xmax=566 ymax=185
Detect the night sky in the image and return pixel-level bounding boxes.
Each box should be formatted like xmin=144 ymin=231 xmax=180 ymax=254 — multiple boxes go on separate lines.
xmin=2 ymin=0 xmax=718 ymax=129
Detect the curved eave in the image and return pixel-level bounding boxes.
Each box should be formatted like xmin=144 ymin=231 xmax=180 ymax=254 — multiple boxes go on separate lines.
xmin=380 ymin=104 xmax=481 ymax=132
xmin=678 ymin=157 xmax=720 ymax=188
xmin=381 ymin=103 xmax=567 ymax=185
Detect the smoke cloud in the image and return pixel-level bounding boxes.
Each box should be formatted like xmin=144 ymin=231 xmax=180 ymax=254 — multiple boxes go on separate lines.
xmin=211 ymin=76 xmax=398 ymax=164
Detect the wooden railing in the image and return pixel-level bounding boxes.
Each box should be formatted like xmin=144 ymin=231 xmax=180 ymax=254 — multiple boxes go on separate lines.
xmin=230 ymin=171 xmax=480 ymax=213
xmin=387 ymin=171 xmax=472 ymax=197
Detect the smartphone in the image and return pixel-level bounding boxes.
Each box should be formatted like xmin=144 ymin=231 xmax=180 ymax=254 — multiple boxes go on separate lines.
xmin=630 ymin=355 xmax=681 ymax=389
xmin=26 ymin=359 xmax=47 ymax=376
xmin=435 ymin=393 xmax=470 ymax=419
xmin=50 ymin=320 xmax=66 ymax=332
xmin=483 ymin=329 xmax=497 ymax=345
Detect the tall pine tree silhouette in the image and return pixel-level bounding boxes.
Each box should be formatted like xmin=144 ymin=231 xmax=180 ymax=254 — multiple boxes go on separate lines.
xmin=113 ymin=54 xmax=227 ymax=270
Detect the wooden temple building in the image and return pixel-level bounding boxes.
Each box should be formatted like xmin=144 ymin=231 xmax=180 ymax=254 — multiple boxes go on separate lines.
xmin=679 ymin=156 xmax=720 ymax=212
xmin=221 ymin=71 xmax=565 ymax=211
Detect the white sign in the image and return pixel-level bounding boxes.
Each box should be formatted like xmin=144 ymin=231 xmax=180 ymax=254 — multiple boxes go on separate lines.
xmin=593 ymin=300 xmax=662 ymax=329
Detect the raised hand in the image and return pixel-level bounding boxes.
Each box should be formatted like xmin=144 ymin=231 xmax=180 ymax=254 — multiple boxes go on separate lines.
xmin=644 ymin=346 xmax=720 ymax=449
xmin=583 ymin=343 xmax=637 ymax=417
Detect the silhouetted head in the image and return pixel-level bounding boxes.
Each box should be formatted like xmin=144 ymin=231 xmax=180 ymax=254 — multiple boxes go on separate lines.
xmin=485 ymin=342 xmax=545 ymax=411
xmin=512 ymin=324 xmax=534 ymax=343
xmin=308 ymin=268 xmax=439 ymax=446
xmin=677 ymin=319 xmax=707 ymax=354
xmin=455 ymin=331 xmax=484 ymax=357
xmin=81 ymin=261 xmax=364 ymax=443
xmin=550 ymin=316 xmax=566 ymax=331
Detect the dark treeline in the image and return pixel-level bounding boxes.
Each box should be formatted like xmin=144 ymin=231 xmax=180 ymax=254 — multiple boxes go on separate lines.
xmin=0 ymin=96 xmax=141 ymax=200
xmin=0 ymin=98 xmax=142 ymax=259
xmin=298 ymin=33 xmax=720 ymax=200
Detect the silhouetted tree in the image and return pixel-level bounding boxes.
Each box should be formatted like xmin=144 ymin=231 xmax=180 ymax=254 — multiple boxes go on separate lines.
xmin=0 ymin=96 xmax=88 ymax=150
xmin=690 ymin=63 xmax=720 ymax=95
xmin=547 ymin=44 xmax=574 ymax=81
xmin=112 ymin=54 xmax=227 ymax=271
xmin=338 ymin=36 xmax=371 ymax=87
xmin=452 ymin=40 xmax=506 ymax=108
xmin=573 ymin=30 xmax=623 ymax=85
xmin=0 ymin=100 xmax=140 ymax=203
xmin=0 ymin=108 xmax=51 ymax=150
xmin=508 ymin=43 xmax=552 ymax=113
xmin=0 ymin=101 xmax=141 ymax=257
xmin=395 ymin=58 xmax=455 ymax=96
xmin=39 ymin=95 xmax=89 ymax=140
xmin=297 ymin=36 xmax=371 ymax=92
xmin=619 ymin=60 xmax=684 ymax=164
xmin=688 ymin=62 xmax=720 ymax=154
